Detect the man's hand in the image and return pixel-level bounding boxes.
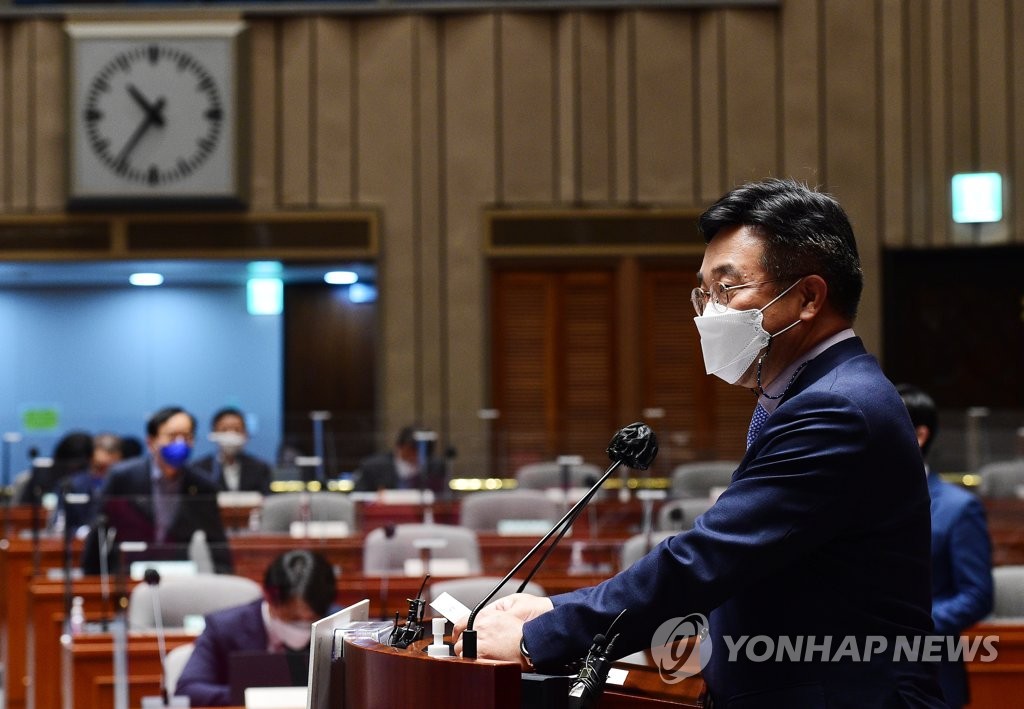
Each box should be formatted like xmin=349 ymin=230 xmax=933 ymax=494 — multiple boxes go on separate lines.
xmin=452 ymin=593 xmax=554 ymax=665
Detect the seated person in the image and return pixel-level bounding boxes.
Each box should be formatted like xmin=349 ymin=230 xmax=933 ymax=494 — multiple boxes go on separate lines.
xmin=352 ymin=425 xmax=446 ymax=493
xmin=63 ymin=433 xmax=123 ymax=535
xmin=17 ymin=431 xmax=94 ymax=506
xmin=176 ymin=549 xmax=337 ymax=706
xmin=191 ymin=407 xmax=273 ymax=495
xmin=80 ymin=406 xmax=232 ymax=575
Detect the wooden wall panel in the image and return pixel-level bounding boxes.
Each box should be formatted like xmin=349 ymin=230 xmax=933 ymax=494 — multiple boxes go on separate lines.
xmin=633 ymin=11 xmax=693 ymax=203
xmin=697 ymin=11 xmax=724 ymax=203
xmin=577 ymin=13 xmax=613 ymax=203
xmin=280 ymin=17 xmax=313 ymax=206
xmin=358 ymin=16 xmax=418 ymax=428
xmin=823 ymin=0 xmax=881 ymax=354
xmin=9 ymin=21 xmax=32 ymax=211
xmin=33 ymin=20 xmax=63 ymax=211
xmin=248 ymin=20 xmax=278 ymax=210
xmin=779 ymin=0 xmax=820 ymax=184
xmin=976 ymin=0 xmax=1012 ymax=242
xmin=905 ymin=0 xmax=930 ymax=245
xmin=441 ymin=14 xmax=496 ymax=473
xmin=1014 ymin=0 xmax=1024 ymax=244
xmin=557 ymin=13 xmax=575 ymax=203
xmin=926 ymin=0 xmax=950 ymax=246
xmin=611 ymin=13 xmax=635 ymax=203
xmin=314 ymin=17 xmax=354 ymax=207
xmin=414 ymin=15 xmax=446 ymax=427
xmin=880 ymin=0 xmax=908 ymax=248
xmin=0 ymin=23 xmax=8 ymax=210
xmin=722 ymin=9 xmax=778 ymax=186
xmin=501 ymin=13 xmax=556 ymax=203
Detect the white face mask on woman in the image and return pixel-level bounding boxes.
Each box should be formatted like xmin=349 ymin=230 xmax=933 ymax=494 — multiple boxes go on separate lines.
xmin=694 ymin=279 xmax=803 ymax=385
xmin=262 ymin=601 xmax=312 ymax=651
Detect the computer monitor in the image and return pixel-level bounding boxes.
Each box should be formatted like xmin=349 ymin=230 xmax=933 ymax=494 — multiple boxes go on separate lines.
xmin=306 ymin=599 xmax=370 ymax=709
xmin=228 ymin=650 xmax=309 ymax=706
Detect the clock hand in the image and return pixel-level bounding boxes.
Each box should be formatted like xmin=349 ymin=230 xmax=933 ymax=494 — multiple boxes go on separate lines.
xmin=126 ymin=84 xmax=166 ymax=127
xmin=114 ymin=96 xmax=167 ymax=168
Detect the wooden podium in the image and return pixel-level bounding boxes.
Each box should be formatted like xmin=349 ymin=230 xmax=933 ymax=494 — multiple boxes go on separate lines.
xmin=342 ymin=637 xmax=706 ymax=708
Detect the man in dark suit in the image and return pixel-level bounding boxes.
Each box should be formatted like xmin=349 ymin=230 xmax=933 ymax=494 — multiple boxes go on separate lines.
xmin=352 ymin=425 xmax=446 ymax=493
xmin=898 ymin=384 xmax=994 ymax=709
xmin=176 ymin=550 xmax=337 ymax=706
xmin=455 ymin=179 xmax=945 ymax=707
xmin=81 ymin=406 xmax=232 ymax=575
xmin=192 ymin=407 xmax=274 ymax=495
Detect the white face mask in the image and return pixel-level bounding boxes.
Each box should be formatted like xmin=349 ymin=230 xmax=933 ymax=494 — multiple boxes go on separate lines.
xmin=263 ymin=602 xmax=312 ymax=650
xmin=693 ymin=279 xmax=802 ymax=385
xmin=210 ymin=431 xmax=247 ymax=457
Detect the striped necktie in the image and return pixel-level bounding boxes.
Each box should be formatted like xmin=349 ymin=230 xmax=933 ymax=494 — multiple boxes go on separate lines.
xmin=746 ymin=403 xmax=770 ymax=450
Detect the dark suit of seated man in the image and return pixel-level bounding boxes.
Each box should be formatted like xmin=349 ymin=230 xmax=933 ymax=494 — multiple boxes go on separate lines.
xmin=191 ymin=406 xmax=274 ymax=495
xmin=81 ymin=406 xmax=232 ymax=575
xmin=352 ymin=425 xmax=446 ymax=494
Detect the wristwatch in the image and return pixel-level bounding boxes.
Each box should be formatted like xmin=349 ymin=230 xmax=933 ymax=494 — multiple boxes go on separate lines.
xmin=519 ymin=634 xmax=536 ymax=671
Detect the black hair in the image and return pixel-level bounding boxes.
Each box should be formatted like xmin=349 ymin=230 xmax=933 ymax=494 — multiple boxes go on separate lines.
xmin=53 ymin=431 xmax=94 ymax=475
xmin=263 ymin=550 xmax=337 ymax=617
xmin=146 ymin=406 xmax=197 ymax=438
xmin=119 ymin=436 xmax=145 ymax=459
xmin=395 ymin=425 xmax=418 ymax=448
xmin=896 ymin=383 xmax=939 ymax=458
xmin=211 ymin=406 xmax=246 ymax=430
xmin=698 ymin=178 xmax=864 ymax=320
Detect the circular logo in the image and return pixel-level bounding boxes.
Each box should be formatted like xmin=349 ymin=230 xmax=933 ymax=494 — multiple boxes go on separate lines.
xmin=650 ymin=613 xmax=711 ymax=683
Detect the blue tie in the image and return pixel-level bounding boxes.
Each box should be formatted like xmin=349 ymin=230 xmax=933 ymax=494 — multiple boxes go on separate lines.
xmin=746 ymin=403 xmax=770 ymax=450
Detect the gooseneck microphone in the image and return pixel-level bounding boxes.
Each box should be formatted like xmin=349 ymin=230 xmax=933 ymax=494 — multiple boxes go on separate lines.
xmin=567 ymin=609 xmax=626 ymax=709
xmin=144 ymin=568 xmax=171 ymax=705
xmin=461 ymin=423 xmax=658 ymax=660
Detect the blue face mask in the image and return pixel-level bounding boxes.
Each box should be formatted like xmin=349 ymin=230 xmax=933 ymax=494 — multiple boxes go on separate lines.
xmin=160 ymin=440 xmax=192 ymax=468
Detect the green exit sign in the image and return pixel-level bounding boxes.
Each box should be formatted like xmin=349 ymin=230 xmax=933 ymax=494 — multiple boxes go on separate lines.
xmin=21 ymin=407 xmax=60 ymax=432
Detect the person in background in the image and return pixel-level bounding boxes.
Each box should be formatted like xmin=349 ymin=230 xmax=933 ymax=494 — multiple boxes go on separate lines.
xmin=80 ymin=406 xmax=232 ymax=575
xmin=898 ymin=383 xmax=994 ymax=709
xmin=352 ymin=424 xmax=446 ymax=493
xmin=16 ymin=431 xmax=95 ymax=505
xmin=63 ymin=433 xmax=123 ymax=534
xmin=176 ymin=549 xmax=337 ymax=706
xmin=192 ymin=407 xmax=273 ymax=495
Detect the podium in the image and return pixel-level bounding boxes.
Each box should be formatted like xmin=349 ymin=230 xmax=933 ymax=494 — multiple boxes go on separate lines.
xmin=341 ymin=637 xmax=706 ymax=708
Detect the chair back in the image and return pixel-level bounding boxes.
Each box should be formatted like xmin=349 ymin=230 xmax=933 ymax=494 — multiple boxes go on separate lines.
xmin=516 ymin=461 xmax=604 ymax=490
xmin=620 ymin=530 xmax=677 ymax=571
xmin=128 ymin=573 xmax=263 ymax=630
xmin=459 ymin=490 xmax=561 ymax=532
xmin=428 ymin=576 xmax=546 ymax=612
xmin=258 ymin=492 xmax=356 ymax=533
xmin=657 ymin=498 xmax=715 ymax=532
xmin=977 ymin=460 xmax=1024 ymax=499
xmin=165 ymin=642 xmax=195 ymax=696
xmin=670 ymin=461 xmax=738 ymax=498
xmin=992 ymin=565 xmax=1024 ymax=618
xmin=362 ymin=523 xmax=481 ymax=575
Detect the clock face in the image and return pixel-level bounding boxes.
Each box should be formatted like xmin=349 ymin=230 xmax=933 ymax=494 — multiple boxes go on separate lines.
xmin=67 ymin=22 xmax=245 ymax=204
xmin=83 ymin=44 xmax=224 ymax=187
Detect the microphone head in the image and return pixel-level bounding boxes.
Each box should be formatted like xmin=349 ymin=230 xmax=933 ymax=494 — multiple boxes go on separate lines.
xmin=143 ymin=568 xmax=161 ymax=586
xmin=606 ymin=423 xmax=658 ymax=470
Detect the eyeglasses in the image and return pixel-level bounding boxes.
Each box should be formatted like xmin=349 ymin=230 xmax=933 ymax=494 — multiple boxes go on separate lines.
xmin=691 ymin=278 xmax=790 ymax=316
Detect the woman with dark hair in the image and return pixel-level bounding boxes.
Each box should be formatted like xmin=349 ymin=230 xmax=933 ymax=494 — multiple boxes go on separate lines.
xmin=176 ymin=550 xmax=337 ymax=706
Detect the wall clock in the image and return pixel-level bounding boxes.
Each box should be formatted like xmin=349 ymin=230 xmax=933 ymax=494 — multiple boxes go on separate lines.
xmin=66 ymin=21 xmax=247 ymax=208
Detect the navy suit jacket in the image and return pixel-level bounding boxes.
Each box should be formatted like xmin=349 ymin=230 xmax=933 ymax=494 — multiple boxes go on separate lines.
xmin=80 ymin=456 xmax=233 ymax=575
xmin=928 ymin=471 xmax=994 ymax=708
xmin=524 ymin=337 xmax=945 ymax=708
xmin=176 ymin=599 xmax=268 ymax=706
xmin=192 ymin=451 xmax=274 ymax=495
